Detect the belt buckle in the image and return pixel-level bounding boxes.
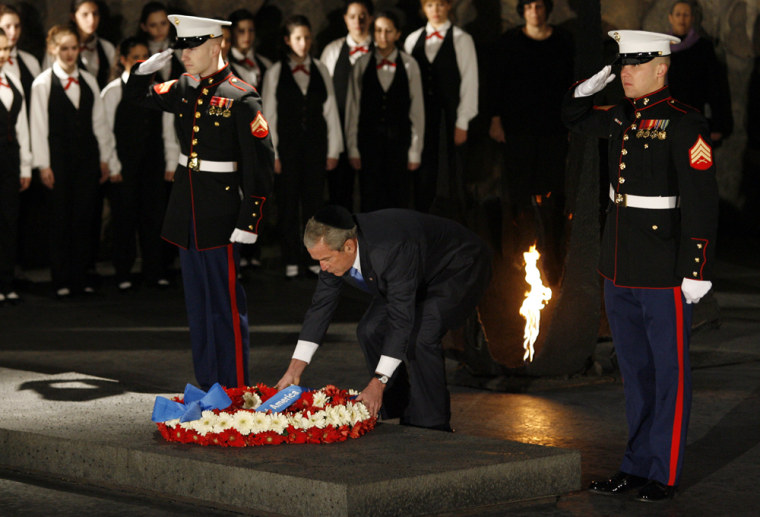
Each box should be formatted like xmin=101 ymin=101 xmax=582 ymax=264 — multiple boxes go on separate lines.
xmin=615 ymin=193 xmax=627 ymax=207
xmin=188 ymin=156 xmax=200 ymax=172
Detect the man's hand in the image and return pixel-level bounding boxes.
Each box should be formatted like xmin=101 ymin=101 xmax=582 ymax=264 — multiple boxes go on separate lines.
xmin=135 ymin=48 xmax=173 ymax=76
xmin=355 ymin=378 xmax=385 ymax=419
xmin=574 ymin=65 xmax=616 ymax=98
xmin=274 ymin=358 xmax=308 ymax=390
xmin=326 ymin=157 xmax=339 ymax=171
xmin=40 ymin=168 xmax=54 ymax=189
xmin=349 ymin=157 xmax=361 ymax=170
xmin=99 ymin=162 xmax=110 ymax=184
xmin=19 ymin=177 xmax=31 ymax=192
xmin=454 ymin=127 xmax=467 ymax=146
xmin=489 ymin=116 xmax=506 ymax=143
xmin=682 ymin=278 xmax=712 ymax=304
xmin=274 ymin=159 xmax=282 ymax=174
xmin=230 ymin=229 xmax=258 ymax=244
xmin=164 ymin=170 xmax=175 ymax=182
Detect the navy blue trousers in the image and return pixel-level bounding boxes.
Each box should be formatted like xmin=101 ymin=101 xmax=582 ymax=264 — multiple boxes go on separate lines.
xmin=179 ymin=240 xmax=249 ymax=390
xmin=604 ymin=279 xmax=693 ymax=486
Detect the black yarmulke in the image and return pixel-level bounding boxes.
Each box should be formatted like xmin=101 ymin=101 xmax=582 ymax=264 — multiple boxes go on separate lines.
xmin=313 ymin=205 xmax=355 ymax=229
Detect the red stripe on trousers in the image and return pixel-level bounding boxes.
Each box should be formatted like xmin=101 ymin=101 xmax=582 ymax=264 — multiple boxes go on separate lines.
xmin=227 ymin=245 xmax=244 ymax=387
xmin=668 ymin=287 xmax=686 ymax=485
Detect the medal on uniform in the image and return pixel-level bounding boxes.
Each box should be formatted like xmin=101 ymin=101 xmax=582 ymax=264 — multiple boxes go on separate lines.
xmin=638 ymin=119 xmax=669 ymax=140
xmin=209 ymin=96 xmax=234 ymax=117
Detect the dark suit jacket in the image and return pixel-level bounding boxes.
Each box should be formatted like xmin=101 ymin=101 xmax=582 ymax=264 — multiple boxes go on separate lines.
xmin=299 ymin=209 xmax=491 ymax=359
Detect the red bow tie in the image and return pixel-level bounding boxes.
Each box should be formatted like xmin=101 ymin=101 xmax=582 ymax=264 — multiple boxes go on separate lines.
xmin=0 ymin=77 xmax=9 ymax=88
xmin=426 ymin=31 xmax=444 ymax=40
xmin=376 ymin=58 xmax=396 ymax=69
xmin=292 ymin=64 xmax=310 ymax=75
xmin=349 ymin=45 xmax=369 ymax=56
xmin=64 ymin=77 xmax=79 ymax=90
xmin=244 ymin=57 xmax=258 ymax=69
xmin=79 ymin=44 xmax=95 ymax=52
xmin=7 ymin=56 xmax=13 ymax=65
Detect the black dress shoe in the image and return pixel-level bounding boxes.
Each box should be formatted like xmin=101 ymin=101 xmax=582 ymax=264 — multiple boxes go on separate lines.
xmin=637 ymin=481 xmax=676 ymax=502
xmin=589 ymin=471 xmax=648 ymax=495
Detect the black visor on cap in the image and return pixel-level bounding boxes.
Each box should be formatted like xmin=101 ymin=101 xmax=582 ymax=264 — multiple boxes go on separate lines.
xmin=614 ymin=52 xmax=659 ymax=66
xmin=312 ymin=205 xmax=355 ymax=230
xmin=172 ymin=35 xmax=212 ymax=49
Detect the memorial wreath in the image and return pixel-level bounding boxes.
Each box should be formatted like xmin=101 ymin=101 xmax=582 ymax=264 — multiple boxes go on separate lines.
xmin=152 ymin=383 xmax=376 ymax=447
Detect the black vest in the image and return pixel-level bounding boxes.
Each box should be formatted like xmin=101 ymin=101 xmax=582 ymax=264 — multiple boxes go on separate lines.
xmin=78 ymin=40 xmax=110 ymax=90
xmin=333 ymin=42 xmax=352 ymax=124
xmin=0 ymin=76 xmax=23 ymax=145
xmin=411 ymin=28 xmax=460 ymax=123
xmin=48 ymin=73 xmax=99 ymax=170
xmin=276 ymin=61 xmax=327 ymax=151
xmin=15 ymin=54 xmax=35 ymax=113
xmin=113 ymin=80 xmax=164 ymax=170
xmin=358 ymin=53 xmax=411 ymax=149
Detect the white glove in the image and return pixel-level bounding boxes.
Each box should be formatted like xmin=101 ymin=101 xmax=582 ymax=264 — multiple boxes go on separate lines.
xmin=681 ymin=278 xmax=712 ymax=304
xmin=574 ymin=65 xmax=616 ymax=98
xmin=135 ymin=49 xmax=174 ymax=76
xmin=230 ymin=229 xmax=258 ymax=244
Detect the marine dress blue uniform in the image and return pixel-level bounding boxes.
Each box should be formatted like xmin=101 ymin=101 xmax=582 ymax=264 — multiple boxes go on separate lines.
xmin=563 ymin=75 xmax=719 ymax=489
xmin=125 ymin=35 xmax=274 ymax=390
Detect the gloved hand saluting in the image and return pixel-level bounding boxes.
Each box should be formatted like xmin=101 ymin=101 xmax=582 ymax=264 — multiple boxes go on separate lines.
xmin=681 ymin=278 xmax=712 ymax=304
xmin=136 ymin=48 xmax=174 ymax=76
xmin=574 ymin=65 xmax=616 ymax=98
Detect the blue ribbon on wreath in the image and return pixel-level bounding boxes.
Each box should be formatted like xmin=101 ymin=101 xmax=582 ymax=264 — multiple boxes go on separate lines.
xmin=151 ymin=383 xmax=232 ymax=423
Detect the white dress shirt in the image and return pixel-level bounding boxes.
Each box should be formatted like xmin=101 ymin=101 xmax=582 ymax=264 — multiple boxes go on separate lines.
xmin=30 ymin=62 xmax=116 ymax=173
xmin=229 ymin=47 xmax=272 ymax=89
xmin=344 ymin=48 xmax=425 ymax=163
xmin=0 ymin=70 xmax=32 ymax=178
xmin=5 ymin=47 xmax=41 ymax=82
xmin=101 ymin=71 xmax=179 ymax=174
xmin=319 ymin=34 xmax=373 ymax=75
xmin=78 ymin=35 xmax=115 ymax=82
xmin=292 ymin=240 xmax=403 ymax=377
xmin=404 ymin=21 xmax=479 ymax=130
xmin=260 ymin=56 xmax=344 ymax=161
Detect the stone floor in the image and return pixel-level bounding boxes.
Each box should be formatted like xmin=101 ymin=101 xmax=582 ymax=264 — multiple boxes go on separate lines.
xmin=1 ymin=235 xmax=759 ymax=516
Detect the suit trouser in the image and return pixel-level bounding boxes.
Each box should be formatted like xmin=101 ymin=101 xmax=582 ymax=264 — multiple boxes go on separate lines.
xmin=357 ymin=296 xmax=450 ymax=428
xmin=180 ymin=239 xmax=249 ymax=390
xmin=604 ymin=279 xmax=693 ymax=486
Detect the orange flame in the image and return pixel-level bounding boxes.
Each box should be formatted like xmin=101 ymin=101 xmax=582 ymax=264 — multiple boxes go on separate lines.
xmin=519 ymin=245 xmax=552 ymax=362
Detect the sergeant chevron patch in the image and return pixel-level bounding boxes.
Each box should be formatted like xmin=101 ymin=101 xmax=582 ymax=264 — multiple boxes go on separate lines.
xmin=250 ymin=111 xmax=269 ymax=138
xmin=153 ymin=80 xmax=177 ymax=94
xmin=689 ymin=135 xmax=713 ymax=170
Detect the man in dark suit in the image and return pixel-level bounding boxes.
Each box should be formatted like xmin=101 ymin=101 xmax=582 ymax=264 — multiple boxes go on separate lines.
xmin=275 ymin=206 xmax=491 ymax=431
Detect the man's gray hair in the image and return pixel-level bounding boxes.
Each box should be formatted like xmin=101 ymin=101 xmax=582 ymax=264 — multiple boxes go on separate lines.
xmin=303 ymin=217 xmax=357 ymax=250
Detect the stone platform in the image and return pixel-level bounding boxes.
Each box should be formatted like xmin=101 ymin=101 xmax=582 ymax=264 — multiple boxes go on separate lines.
xmin=0 ymin=368 xmax=580 ymax=516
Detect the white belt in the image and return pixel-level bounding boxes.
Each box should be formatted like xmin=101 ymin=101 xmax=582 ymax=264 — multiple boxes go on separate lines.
xmin=609 ymin=185 xmax=679 ymax=209
xmin=179 ymin=152 xmax=237 ymax=173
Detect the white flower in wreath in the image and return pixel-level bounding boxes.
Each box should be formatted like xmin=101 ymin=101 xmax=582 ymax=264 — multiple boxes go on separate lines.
xmin=311 ymin=391 xmax=329 ymax=408
xmin=348 ymin=389 xmax=359 ymax=396
xmin=250 ymin=411 xmax=271 ymax=434
xmin=351 ymin=402 xmax=370 ymax=424
xmin=269 ymin=413 xmax=289 ymax=434
xmin=288 ymin=413 xmax=310 ymax=430
xmin=308 ymin=410 xmax=328 ymax=429
xmin=325 ymin=407 xmax=344 ymax=427
xmin=213 ymin=412 xmax=234 ymax=432
xmin=242 ymin=391 xmax=262 ymax=409
xmin=165 ymin=418 xmax=180 ymax=427
xmin=232 ymin=411 xmax=255 ymax=435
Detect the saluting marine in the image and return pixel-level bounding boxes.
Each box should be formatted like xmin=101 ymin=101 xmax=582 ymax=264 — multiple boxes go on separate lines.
xmin=125 ymin=15 xmax=274 ymax=390
xmin=563 ymin=30 xmax=719 ymax=502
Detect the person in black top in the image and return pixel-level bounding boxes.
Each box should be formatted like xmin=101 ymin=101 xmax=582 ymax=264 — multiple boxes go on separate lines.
xmin=0 ymin=27 xmax=32 ymax=304
xmin=667 ymin=0 xmax=733 ymax=144
xmin=102 ymin=37 xmax=169 ymax=291
xmin=488 ymin=0 xmax=574 ymax=283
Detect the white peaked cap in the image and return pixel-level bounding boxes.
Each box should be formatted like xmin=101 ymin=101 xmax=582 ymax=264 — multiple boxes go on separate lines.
xmin=169 ymin=14 xmax=231 ymax=48
xmin=608 ymin=30 xmax=681 ymax=64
